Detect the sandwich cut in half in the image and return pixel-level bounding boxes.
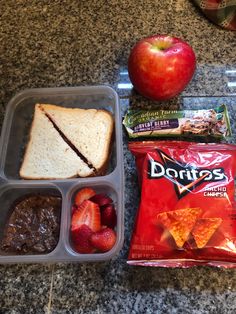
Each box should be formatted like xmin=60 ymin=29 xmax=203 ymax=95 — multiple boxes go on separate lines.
xmin=19 ymin=104 xmax=114 ymax=179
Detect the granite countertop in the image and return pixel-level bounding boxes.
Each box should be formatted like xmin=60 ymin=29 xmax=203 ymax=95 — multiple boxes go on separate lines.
xmin=0 ymin=0 xmax=236 ymax=313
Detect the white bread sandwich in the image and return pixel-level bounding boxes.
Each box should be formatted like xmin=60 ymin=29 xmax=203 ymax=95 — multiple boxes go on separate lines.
xmin=19 ymin=104 xmax=114 ymax=179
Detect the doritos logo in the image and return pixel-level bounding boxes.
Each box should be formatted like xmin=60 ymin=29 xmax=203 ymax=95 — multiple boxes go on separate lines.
xmin=148 ymin=150 xmax=226 ymax=198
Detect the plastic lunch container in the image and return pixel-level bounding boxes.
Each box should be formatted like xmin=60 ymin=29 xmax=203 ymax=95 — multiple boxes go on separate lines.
xmin=0 ymin=85 xmax=124 ymax=263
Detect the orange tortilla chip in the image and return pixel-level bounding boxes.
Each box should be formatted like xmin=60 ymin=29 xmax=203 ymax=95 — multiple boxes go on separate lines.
xmin=192 ymin=218 xmax=222 ymax=249
xmin=157 ymin=208 xmax=202 ymax=248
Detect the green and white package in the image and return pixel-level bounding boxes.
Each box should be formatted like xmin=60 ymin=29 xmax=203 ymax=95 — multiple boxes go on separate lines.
xmin=123 ymin=105 xmax=231 ymax=139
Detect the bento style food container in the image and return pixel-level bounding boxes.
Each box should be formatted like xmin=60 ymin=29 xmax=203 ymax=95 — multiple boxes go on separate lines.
xmin=0 ymin=86 xmax=124 ymax=263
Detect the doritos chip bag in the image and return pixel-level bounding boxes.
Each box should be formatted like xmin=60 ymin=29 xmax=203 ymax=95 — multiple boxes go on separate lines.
xmin=128 ymin=141 xmax=236 ymax=268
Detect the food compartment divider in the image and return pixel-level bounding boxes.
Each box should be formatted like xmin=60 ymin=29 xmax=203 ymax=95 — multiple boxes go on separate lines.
xmin=0 ymin=86 xmax=124 ymax=263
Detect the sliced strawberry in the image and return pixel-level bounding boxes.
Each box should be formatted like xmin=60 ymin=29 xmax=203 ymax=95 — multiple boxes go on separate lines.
xmin=71 ymin=224 xmax=94 ymax=254
xmin=74 ymin=188 xmax=96 ymax=206
xmin=101 ymin=204 xmax=117 ymax=229
xmin=71 ymin=200 xmax=101 ymax=232
xmin=90 ymin=227 xmax=116 ymax=252
xmin=89 ymin=193 xmax=113 ymax=207
xmin=71 ymin=204 xmax=78 ymax=215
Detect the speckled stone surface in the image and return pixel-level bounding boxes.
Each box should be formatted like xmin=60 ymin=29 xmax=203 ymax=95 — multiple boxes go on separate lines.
xmin=0 ymin=0 xmax=236 ymax=313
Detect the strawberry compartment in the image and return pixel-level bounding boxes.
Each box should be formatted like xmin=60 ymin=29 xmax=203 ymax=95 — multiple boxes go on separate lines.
xmin=65 ymin=182 xmax=122 ymax=257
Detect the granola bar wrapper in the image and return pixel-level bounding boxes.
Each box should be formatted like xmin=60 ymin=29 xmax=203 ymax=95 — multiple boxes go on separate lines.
xmin=123 ymin=105 xmax=231 ymax=139
xmin=128 ymin=141 xmax=236 ymax=268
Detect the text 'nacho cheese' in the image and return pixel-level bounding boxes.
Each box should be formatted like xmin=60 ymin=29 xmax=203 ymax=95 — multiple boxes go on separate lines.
xmin=128 ymin=141 xmax=236 ymax=268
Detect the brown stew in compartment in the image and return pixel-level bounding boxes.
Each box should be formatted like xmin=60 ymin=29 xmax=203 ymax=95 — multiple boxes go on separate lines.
xmin=1 ymin=195 xmax=61 ymax=254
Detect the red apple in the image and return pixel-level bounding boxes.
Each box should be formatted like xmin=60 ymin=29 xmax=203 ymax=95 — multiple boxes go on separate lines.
xmin=128 ymin=35 xmax=196 ymax=101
